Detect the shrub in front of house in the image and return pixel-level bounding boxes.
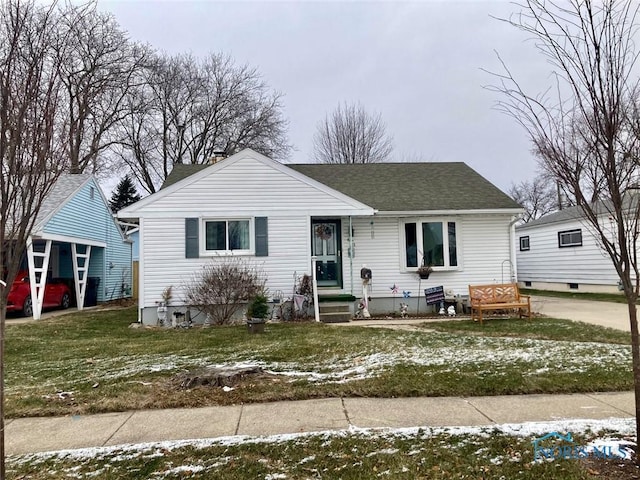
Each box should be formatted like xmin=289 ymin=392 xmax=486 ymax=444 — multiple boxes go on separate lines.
xmin=184 ymin=258 xmax=266 ymax=325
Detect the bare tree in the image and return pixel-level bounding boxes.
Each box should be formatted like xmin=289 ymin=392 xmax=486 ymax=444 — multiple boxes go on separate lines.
xmin=0 ymin=0 xmax=68 ymax=474
xmin=115 ymin=52 xmax=290 ymax=193
xmin=312 ymin=102 xmax=394 ymax=164
xmin=55 ymin=1 xmax=149 ymax=175
xmin=508 ymin=174 xmax=562 ymax=222
xmin=488 ymin=0 xmax=640 ymax=461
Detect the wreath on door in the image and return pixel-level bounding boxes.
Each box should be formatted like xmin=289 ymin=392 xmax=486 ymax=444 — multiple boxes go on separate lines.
xmin=314 ymin=224 xmax=333 ymax=240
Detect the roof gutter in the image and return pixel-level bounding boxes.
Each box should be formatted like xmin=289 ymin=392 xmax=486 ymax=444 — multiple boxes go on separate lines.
xmin=374 ymin=208 xmax=523 ymax=217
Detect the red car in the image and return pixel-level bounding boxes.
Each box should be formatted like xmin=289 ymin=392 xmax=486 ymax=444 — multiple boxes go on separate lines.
xmin=6 ymin=272 xmax=72 ymax=317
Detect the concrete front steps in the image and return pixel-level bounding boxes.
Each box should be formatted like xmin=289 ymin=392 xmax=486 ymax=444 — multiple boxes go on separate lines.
xmin=318 ymin=295 xmax=355 ymax=323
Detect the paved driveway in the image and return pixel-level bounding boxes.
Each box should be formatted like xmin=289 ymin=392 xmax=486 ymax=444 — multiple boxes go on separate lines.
xmin=531 ymin=295 xmax=631 ymax=332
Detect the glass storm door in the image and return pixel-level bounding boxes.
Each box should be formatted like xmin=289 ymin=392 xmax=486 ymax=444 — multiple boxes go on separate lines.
xmin=312 ymin=220 xmax=342 ymax=287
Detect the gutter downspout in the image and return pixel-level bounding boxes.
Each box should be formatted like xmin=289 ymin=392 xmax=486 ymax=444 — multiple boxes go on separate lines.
xmin=509 ymin=215 xmax=521 ymax=283
xmin=349 ymin=216 xmax=354 ymax=295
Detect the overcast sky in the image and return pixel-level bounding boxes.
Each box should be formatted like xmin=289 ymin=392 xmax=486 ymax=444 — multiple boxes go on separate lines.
xmin=98 ymin=0 xmax=552 ymax=193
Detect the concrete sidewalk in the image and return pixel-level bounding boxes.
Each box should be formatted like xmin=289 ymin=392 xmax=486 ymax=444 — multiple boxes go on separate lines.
xmin=6 ymin=392 xmax=634 ymax=455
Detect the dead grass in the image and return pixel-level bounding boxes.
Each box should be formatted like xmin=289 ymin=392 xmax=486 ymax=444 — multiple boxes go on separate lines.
xmin=4 ymin=307 xmax=634 ymax=417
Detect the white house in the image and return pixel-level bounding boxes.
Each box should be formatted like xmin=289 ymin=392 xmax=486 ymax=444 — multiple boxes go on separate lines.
xmin=516 ymin=206 xmax=622 ymax=293
xmin=118 ymin=149 xmax=522 ymax=324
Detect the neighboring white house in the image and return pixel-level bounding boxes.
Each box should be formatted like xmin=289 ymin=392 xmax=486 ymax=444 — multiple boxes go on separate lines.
xmin=516 ymin=206 xmax=622 ymax=293
xmin=118 ymin=149 xmax=522 ymax=324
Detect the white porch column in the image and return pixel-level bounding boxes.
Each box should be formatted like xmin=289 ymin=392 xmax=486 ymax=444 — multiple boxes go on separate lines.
xmin=71 ymin=243 xmax=92 ymax=310
xmin=311 ymin=256 xmax=320 ymax=322
xmin=26 ymin=237 xmax=52 ymax=320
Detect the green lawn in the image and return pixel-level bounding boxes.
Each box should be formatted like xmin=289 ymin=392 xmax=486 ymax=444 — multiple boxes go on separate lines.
xmin=4 ymin=307 xmax=633 ymax=418
xmin=425 ymin=316 xmax=630 ymax=344
xmin=9 ymin=423 xmax=635 ymax=479
xmin=522 ymin=288 xmax=633 ymax=304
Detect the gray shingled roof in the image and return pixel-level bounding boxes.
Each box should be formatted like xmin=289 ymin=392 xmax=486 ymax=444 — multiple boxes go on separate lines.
xmin=289 ymin=163 xmax=520 ymax=211
xmin=34 ymin=174 xmax=92 ymax=229
xmin=516 ymin=195 xmax=640 ymax=229
xmin=162 ymin=164 xmax=208 ymax=189
xmin=515 ymin=206 xmax=583 ymax=229
xmin=162 ymin=162 xmax=521 ymax=212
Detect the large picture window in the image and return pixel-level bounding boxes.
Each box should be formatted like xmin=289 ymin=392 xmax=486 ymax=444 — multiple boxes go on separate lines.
xmin=204 ymin=219 xmax=251 ymax=252
xmin=558 ymin=229 xmax=582 ymax=248
xmin=404 ymin=220 xmax=458 ymax=269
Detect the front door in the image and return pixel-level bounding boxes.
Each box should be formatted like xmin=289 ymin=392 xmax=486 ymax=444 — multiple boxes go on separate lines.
xmin=312 ymin=219 xmax=342 ymax=287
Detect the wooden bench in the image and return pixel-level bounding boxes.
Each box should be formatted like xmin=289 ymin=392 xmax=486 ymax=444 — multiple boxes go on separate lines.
xmin=468 ymin=283 xmax=531 ymax=325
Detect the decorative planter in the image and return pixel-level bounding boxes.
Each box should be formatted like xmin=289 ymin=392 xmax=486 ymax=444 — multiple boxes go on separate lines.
xmin=418 ymin=272 xmax=431 ymax=279
xmin=247 ymin=318 xmax=266 ymax=334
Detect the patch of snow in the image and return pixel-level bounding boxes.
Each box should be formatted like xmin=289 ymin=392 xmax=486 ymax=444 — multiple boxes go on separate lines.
xmin=586 ymin=438 xmax=636 ymax=460
xmin=156 ymin=464 xmax=206 ymax=476
xmin=11 ymin=417 xmax=636 ymax=467
xmin=366 ymin=448 xmax=399 ymax=457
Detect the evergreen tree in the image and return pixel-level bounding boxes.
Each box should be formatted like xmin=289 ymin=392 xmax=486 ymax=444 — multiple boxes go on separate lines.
xmin=109 ymin=175 xmax=141 ymax=212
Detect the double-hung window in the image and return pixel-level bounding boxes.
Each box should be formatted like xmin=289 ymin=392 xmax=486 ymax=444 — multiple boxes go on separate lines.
xmin=403 ymin=220 xmax=458 ymax=270
xmin=204 ymin=219 xmax=251 ymax=253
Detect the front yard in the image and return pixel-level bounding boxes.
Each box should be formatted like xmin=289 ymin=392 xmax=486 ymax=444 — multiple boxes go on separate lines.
xmin=5 ymin=307 xmax=633 ymax=418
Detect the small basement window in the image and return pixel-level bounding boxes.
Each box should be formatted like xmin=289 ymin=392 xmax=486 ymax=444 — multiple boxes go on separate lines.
xmin=524 ymin=281 xmax=532 ymax=287
xmin=519 ymin=236 xmax=530 ymax=251
xmin=558 ymin=229 xmax=582 ymax=248
xmin=568 ymin=283 xmax=579 ymax=290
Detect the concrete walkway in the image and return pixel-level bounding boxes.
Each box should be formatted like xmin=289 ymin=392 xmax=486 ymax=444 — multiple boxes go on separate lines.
xmin=6 ymin=392 xmax=634 ymax=455
xmin=339 ymin=295 xmax=633 ymax=332
xmin=530 ymin=295 xmax=631 ymax=331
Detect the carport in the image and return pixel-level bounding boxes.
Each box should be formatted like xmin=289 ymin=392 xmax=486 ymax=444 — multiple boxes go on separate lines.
xmin=25 ymin=237 xmax=104 ymax=320
xmin=22 ymin=174 xmax=132 ymax=320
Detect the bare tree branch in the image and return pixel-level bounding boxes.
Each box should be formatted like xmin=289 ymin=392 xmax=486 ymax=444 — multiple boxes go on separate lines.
xmin=489 ymin=0 xmax=640 ymax=462
xmin=55 ymin=1 xmax=150 ymax=176
xmin=509 ymin=173 xmax=564 ymax=222
xmin=312 ymin=102 xmax=394 ymax=164
xmin=114 ymin=52 xmax=291 ymax=193
xmin=0 ymin=0 xmax=68 ymax=474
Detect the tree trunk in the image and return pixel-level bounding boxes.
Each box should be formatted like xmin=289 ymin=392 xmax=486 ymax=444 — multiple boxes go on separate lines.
xmin=627 ymin=298 xmax=640 ymax=465
xmin=0 ymin=309 xmax=6 ymax=479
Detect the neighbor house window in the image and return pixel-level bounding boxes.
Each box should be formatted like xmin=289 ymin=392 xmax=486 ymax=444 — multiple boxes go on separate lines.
xmin=519 ymin=236 xmax=530 ymax=251
xmin=403 ymin=220 xmax=458 ymax=269
xmin=204 ymin=219 xmax=251 ymax=252
xmin=558 ymin=229 xmax=582 ymax=248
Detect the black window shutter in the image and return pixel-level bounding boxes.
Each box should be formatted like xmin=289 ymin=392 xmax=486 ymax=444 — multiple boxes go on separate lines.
xmin=255 ymin=217 xmax=268 ymax=257
xmin=185 ymin=218 xmax=199 ymax=258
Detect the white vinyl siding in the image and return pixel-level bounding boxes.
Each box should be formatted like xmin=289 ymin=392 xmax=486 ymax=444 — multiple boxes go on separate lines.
xmin=138 ymin=155 xmax=374 ymax=310
xmin=143 ymin=216 xmax=310 ymax=308
xmin=341 ymin=214 xmax=515 ymax=298
xmin=136 ymin=156 xmax=370 ymax=216
xmin=516 ymin=218 xmax=618 ymax=287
